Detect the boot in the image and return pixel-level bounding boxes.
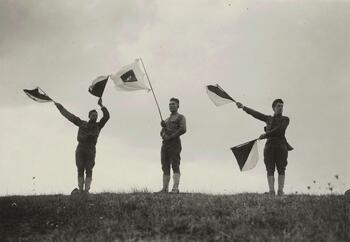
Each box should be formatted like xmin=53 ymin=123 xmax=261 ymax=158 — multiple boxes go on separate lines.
xmin=156 ymin=175 xmax=170 ymax=193
xmin=78 ymin=176 xmax=84 ymax=192
xmin=267 ymin=175 xmax=275 ymax=195
xmin=277 ymin=175 xmax=285 ymax=196
xmin=85 ymin=176 xmax=92 ymax=193
xmin=170 ymin=173 xmax=181 ymax=194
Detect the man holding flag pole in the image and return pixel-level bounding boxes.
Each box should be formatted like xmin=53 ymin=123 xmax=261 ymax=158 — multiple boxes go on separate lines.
xmin=158 ymin=98 xmax=186 ymax=194
xmin=111 ymin=58 xmax=187 ymax=194
xmin=137 ymin=59 xmax=187 ymax=194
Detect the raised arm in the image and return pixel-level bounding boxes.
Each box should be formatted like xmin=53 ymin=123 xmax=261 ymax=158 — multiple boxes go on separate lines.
xmin=236 ymin=102 xmax=269 ymax=122
xmin=54 ymin=102 xmax=82 ymax=126
xmin=98 ymin=98 xmax=110 ymax=129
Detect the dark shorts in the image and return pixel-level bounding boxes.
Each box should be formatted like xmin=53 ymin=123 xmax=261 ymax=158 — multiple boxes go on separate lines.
xmin=264 ymin=144 xmax=288 ymax=175
xmin=75 ymin=145 xmax=96 ymax=177
xmin=161 ymin=141 xmax=182 ymax=175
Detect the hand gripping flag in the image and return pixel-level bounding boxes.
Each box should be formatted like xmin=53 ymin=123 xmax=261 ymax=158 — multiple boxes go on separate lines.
xmin=231 ymin=139 xmax=259 ymax=171
xmin=89 ymin=75 xmax=109 ymax=97
xmin=110 ymin=59 xmax=150 ymax=91
xmin=23 ymin=87 xmax=52 ymax=103
xmin=206 ymin=84 xmax=235 ymax=106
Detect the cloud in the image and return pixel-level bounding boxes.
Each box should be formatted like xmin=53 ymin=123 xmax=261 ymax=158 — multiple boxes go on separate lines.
xmin=0 ymin=0 xmax=156 ymax=107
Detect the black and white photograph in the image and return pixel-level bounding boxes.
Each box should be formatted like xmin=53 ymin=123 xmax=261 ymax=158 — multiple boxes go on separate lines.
xmin=0 ymin=0 xmax=349 ymax=241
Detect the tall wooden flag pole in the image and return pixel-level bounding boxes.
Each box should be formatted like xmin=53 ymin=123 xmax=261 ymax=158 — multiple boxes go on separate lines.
xmin=139 ymin=58 xmax=164 ymax=121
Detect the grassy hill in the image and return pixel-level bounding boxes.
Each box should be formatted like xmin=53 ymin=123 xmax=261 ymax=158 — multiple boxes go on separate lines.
xmin=0 ymin=192 xmax=348 ymax=241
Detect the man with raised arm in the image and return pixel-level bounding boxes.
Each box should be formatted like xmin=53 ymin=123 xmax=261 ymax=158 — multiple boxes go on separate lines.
xmin=54 ymin=98 xmax=110 ymax=194
xmin=236 ymin=99 xmax=293 ymax=195
xmin=158 ymin=97 xmax=187 ymax=194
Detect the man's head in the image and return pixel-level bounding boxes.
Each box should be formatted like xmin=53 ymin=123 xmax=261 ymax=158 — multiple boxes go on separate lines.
xmin=169 ymin=97 xmax=180 ymax=113
xmin=89 ymin=109 xmax=98 ymax=122
xmin=272 ymin=98 xmax=284 ymax=115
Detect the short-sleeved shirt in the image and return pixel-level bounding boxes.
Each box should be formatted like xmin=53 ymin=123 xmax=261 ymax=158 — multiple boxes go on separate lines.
xmin=162 ymin=113 xmax=186 ymax=145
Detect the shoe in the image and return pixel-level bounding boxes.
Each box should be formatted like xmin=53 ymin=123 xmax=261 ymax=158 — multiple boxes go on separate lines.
xmin=154 ymin=175 xmax=170 ymax=194
xmin=277 ymin=190 xmax=284 ymax=196
xmin=264 ymin=191 xmax=275 ymax=196
xmin=170 ymin=188 xmax=179 ymax=194
xmin=154 ymin=189 xmax=168 ymax=194
xmin=85 ymin=177 xmax=92 ymax=193
xmin=171 ymin=173 xmax=181 ymax=194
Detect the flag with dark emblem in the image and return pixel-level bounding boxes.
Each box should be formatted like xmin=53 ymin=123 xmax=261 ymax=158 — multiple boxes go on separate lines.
xmin=206 ymin=84 xmax=235 ymax=106
xmin=23 ymin=87 xmax=52 ymax=103
xmin=231 ymin=139 xmax=259 ymax=171
xmin=89 ymin=75 xmax=109 ymax=98
xmin=110 ymin=59 xmax=150 ymax=91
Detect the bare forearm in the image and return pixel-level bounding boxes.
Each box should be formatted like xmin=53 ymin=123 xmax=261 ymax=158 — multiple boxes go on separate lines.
xmin=168 ymin=128 xmax=186 ymax=139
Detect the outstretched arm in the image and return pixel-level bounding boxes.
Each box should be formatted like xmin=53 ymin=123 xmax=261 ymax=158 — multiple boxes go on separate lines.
xmin=54 ymin=102 xmax=82 ymax=126
xmin=259 ymin=117 xmax=289 ymax=139
xmin=98 ymin=98 xmax=110 ymax=129
xmin=236 ymin=102 xmax=269 ymax=122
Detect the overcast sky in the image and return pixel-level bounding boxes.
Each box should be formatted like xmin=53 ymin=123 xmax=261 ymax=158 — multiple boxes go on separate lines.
xmin=1 ymin=0 xmax=349 ymax=195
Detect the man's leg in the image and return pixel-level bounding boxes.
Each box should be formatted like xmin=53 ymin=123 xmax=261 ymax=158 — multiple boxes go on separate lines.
xmin=277 ymin=175 xmax=285 ymax=196
xmin=276 ymin=147 xmax=288 ymax=196
xmin=85 ymin=173 xmax=92 ymax=193
xmin=84 ymin=148 xmax=96 ymax=193
xmin=75 ymin=148 xmax=85 ymax=192
xmin=158 ymin=145 xmax=170 ymax=193
xmin=85 ymin=166 xmax=94 ymax=193
xmin=78 ymin=175 xmax=84 ymax=192
xmin=264 ymin=147 xmax=276 ymax=195
xmin=170 ymin=144 xmax=182 ymax=194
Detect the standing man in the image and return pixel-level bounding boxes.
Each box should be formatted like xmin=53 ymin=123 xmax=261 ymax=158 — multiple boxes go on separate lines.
xmin=236 ymin=99 xmax=293 ymax=195
xmin=54 ymin=98 xmax=110 ymax=194
xmin=158 ymin=98 xmax=187 ymax=194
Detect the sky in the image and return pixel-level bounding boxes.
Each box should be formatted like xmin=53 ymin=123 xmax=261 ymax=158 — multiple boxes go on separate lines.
xmin=0 ymin=0 xmax=349 ymax=195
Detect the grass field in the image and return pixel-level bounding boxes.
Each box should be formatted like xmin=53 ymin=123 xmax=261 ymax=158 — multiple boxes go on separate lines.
xmin=0 ymin=192 xmax=348 ymax=241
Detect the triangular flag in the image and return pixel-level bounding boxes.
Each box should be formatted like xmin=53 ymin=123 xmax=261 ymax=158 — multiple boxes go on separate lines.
xmin=110 ymin=59 xmax=150 ymax=91
xmin=206 ymin=84 xmax=235 ymax=106
xmin=23 ymin=88 xmax=52 ymax=103
xmin=231 ymin=139 xmax=259 ymax=171
xmin=89 ymin=75 xmax=109 ymax=98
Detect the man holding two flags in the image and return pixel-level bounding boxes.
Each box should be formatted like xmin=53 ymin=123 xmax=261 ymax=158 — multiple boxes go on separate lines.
xmin=206 ymin=84 xmax=293 ymax=195
xmin=55 ymin=98 xmax=110 ymax=194
xmin=236 ymin=99 xmax=293 ymax=195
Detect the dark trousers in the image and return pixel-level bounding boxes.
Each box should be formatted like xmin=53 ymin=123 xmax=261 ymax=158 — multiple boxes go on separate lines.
xmin=161 ymin=141 xmax=182 ymax=175
xmin=264 ymin=144 xmax=288 ymax=176
xmin=75 ymin=145 xmax=96 ymax=178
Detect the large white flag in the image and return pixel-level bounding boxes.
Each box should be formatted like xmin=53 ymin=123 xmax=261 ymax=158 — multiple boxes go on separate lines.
xmin=110 ymin=59 xmax=150 ymax=91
